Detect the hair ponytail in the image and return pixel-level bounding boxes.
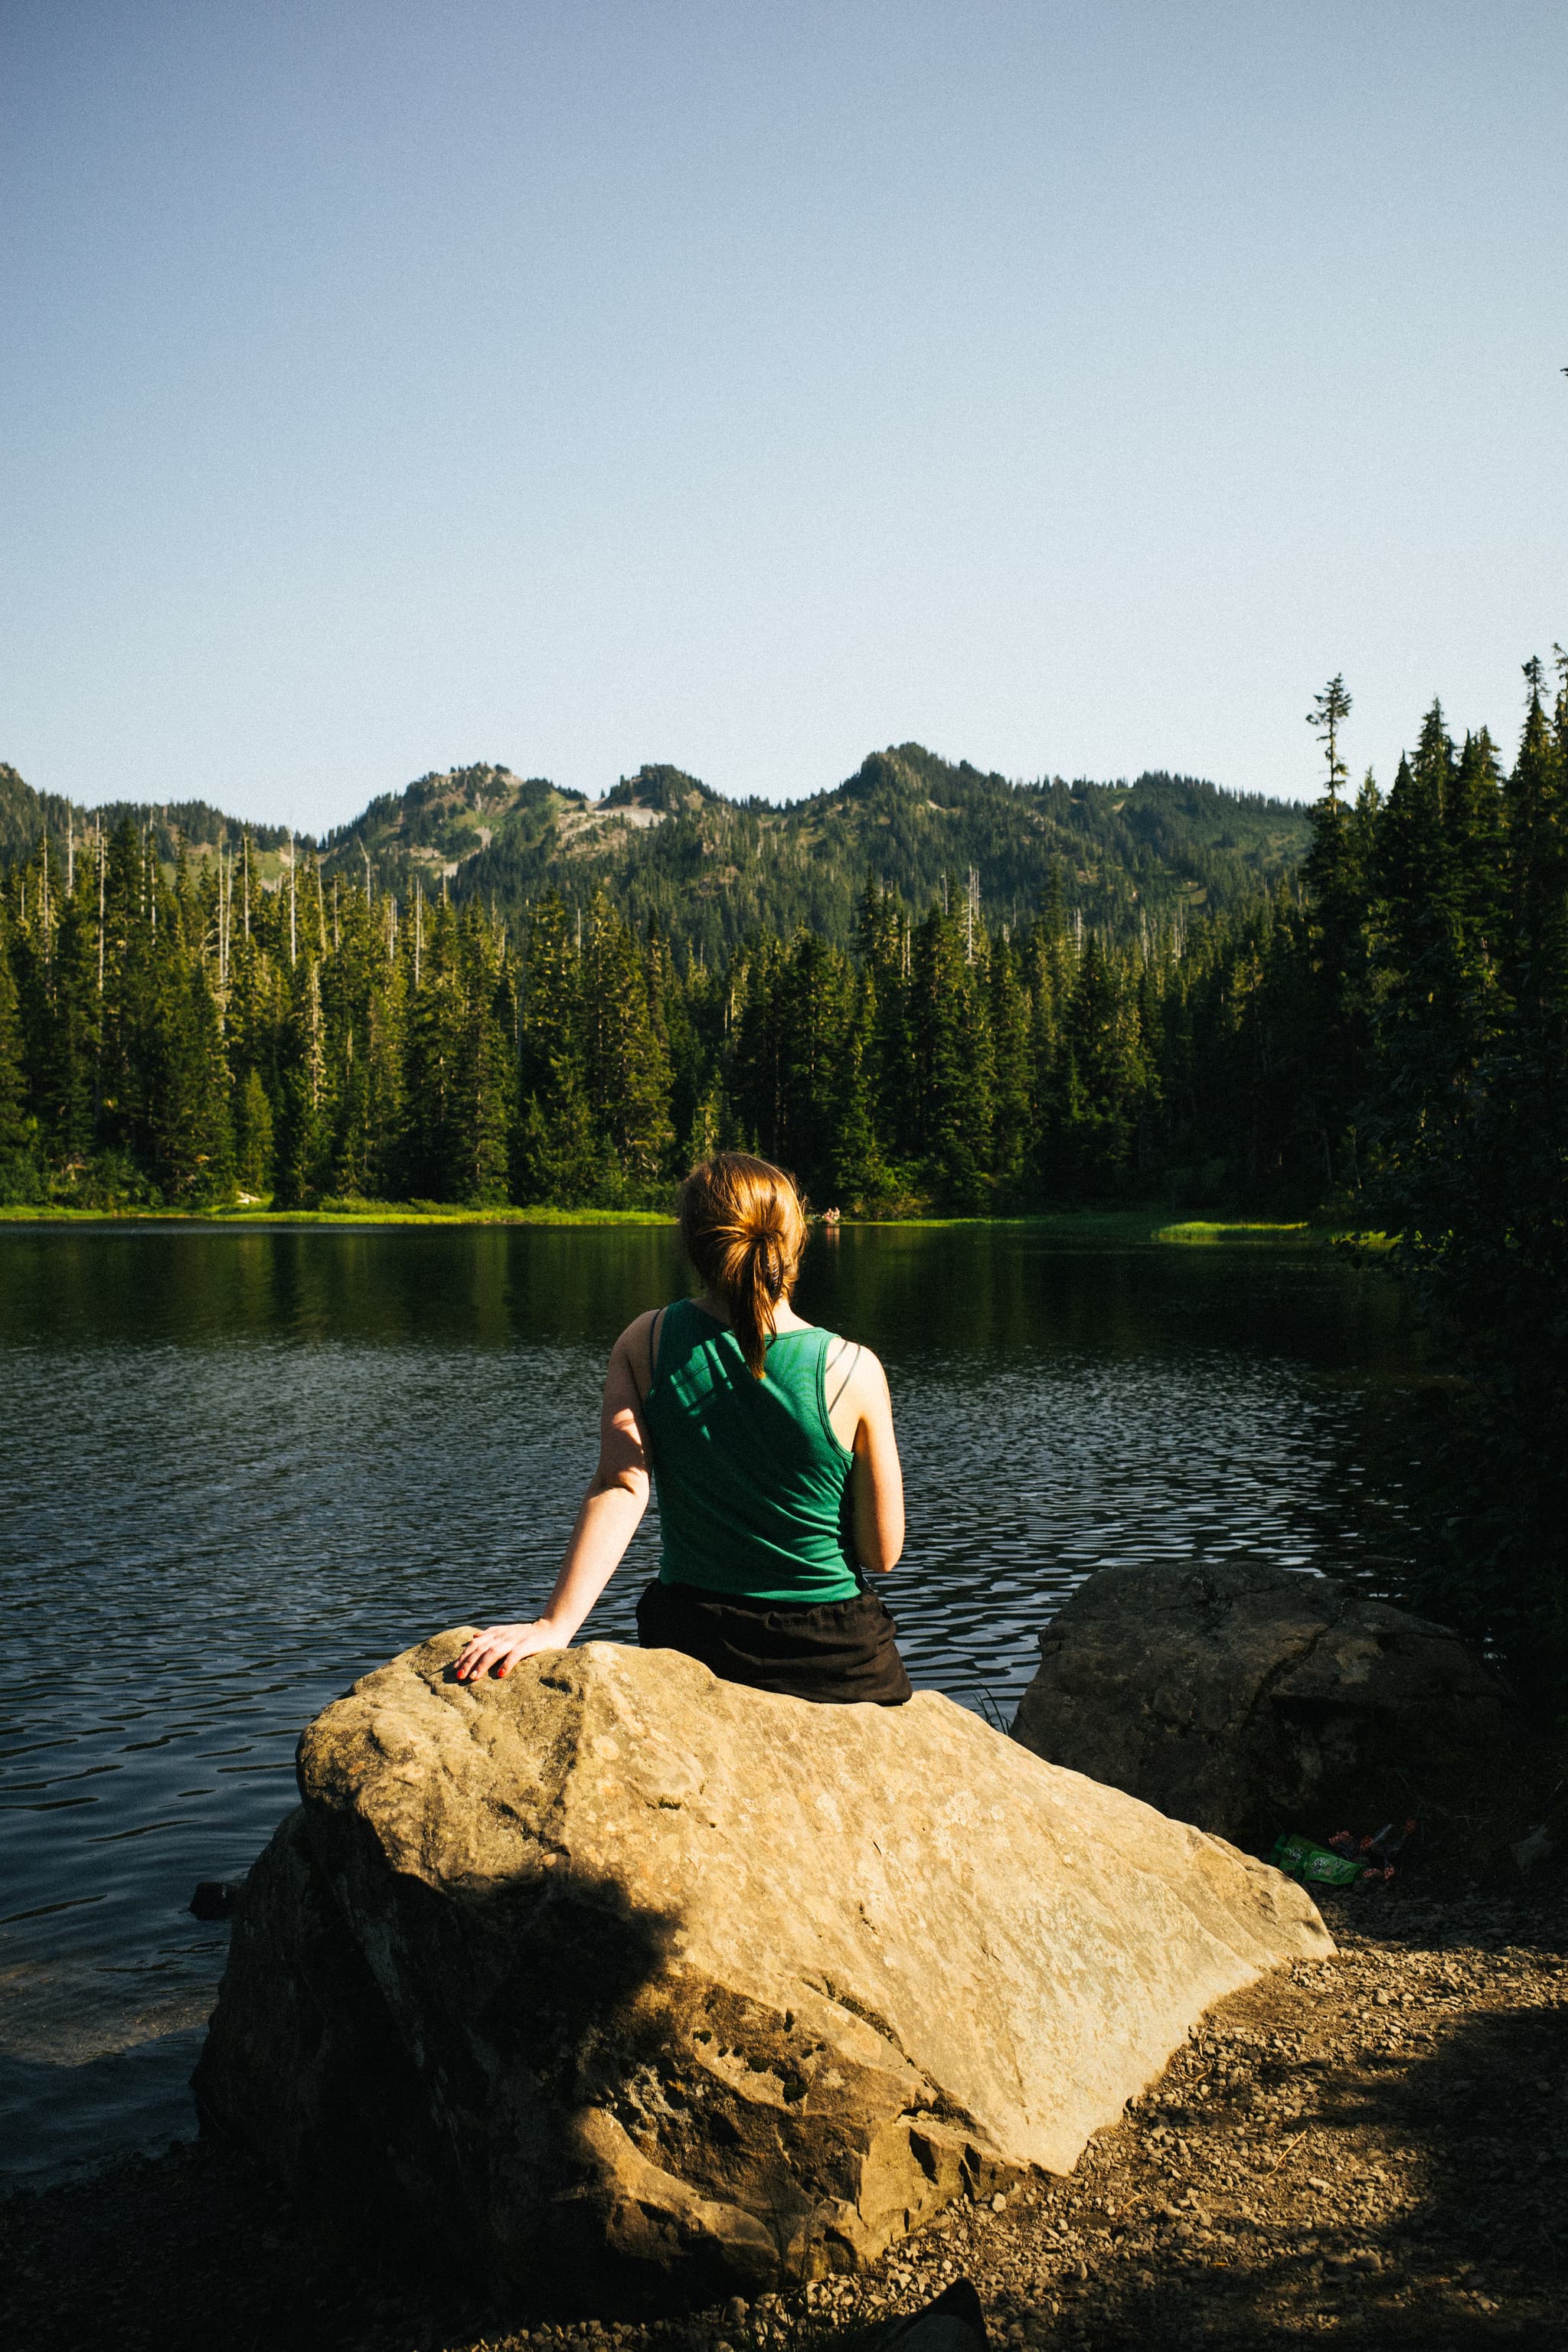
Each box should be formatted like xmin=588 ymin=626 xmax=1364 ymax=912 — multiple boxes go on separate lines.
xmin=678 ymin=1152 xmax=808 ymax=1378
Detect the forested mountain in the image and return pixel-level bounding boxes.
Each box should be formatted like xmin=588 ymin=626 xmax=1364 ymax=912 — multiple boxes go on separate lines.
xmin=0 ymin=761 xmax=293 ymax=871
xmin=0 ymin=684 xmax=1555 ymax=1230
xmin=0 ymin=743 xmax=1312 ymax=957
xmin=338 ymin=746 xmax=1310 ymax=954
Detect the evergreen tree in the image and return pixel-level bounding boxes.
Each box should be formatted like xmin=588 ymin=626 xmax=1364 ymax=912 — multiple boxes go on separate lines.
xmin=361 ymin=968 xmax=407 ymax=1197
xmin=456 ymin=916 xmax=516 ymax=1205
xmin=1364 ymin=662 xmax=1568 ymax=1694
xmin=581 ymin=893 xmax=674 ymax=1196
xmin=273 ymin=959 xmax=328 ymax=1207
xmin=235 ymin=1066 xmax=274 ymax=1195
xmin=1446 ymin=727 xmax=1506 ymax=983
xmin=398 ymin=900 xmax=469 ymax=1199
xmin=907 ymin=903 xmax=992 ymax=1210
xmin=727 ymin=933 xmax=789 ymax=1162
xmin=44 ymin=876 xmax=101 ymax=1163
xmin=1054 ymin=933 xmax=1151 ymax=1195
xmin=851 ymin=876 xmax=915 ymax=1157
xmin=1504 ymin=662 xmax=1568 ymax=1009
xmin=515 ymin=890 xmax=597 ymax=1204
xmin=829 ymin=969 xmax=894 ymax=1210
xmin=772 ymin=928 xmax=854 ymax=1197
xmin=0 ymin=897 xmax=39 ymax=1196
xmin=95 ymin=819 xmax=150 ymax=1165
xmin=1298 ymin=769 xmax=1377 ymax=1194
xmin=678 ymin=1075 xmax=728 ymax=1171
xmin=987 ymin=932 xmax=1033 ymax=1197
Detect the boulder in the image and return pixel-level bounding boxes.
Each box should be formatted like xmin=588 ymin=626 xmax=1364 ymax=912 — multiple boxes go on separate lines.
xmin=1011 ymin=1562 xmax=1509 ymax=1854
xmin=194 ymin=1632 xmax=1328 ymax=2303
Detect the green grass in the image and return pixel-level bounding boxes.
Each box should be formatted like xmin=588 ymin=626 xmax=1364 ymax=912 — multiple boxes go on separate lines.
xmin=0 ymin=1200 xmax=675 ymax=1228
xmin=847 ymin=1209 xmax=1340 ymax=1245
xmin=845 ymin=1210 xmax=1163 ymax=1235
xmin=1155 ymin=1217 xmax=1396 ymax=1251
xmin=0 ymin=1200 xmax=1382 ymax=1243
xmin=1152 ymin=1217 xmax=1310 ymax=1242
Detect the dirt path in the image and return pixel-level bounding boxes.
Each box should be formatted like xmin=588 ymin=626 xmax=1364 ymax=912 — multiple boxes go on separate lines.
xmin=5 ymin=1884 xmax=1564 ymax=2351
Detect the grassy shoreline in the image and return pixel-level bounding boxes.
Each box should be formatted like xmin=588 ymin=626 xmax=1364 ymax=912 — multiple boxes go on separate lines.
xmin=0 ymin=1202 xmax=1378 ymax=1243
xmin=0 ymin=1201 xmax=676 ymax=1228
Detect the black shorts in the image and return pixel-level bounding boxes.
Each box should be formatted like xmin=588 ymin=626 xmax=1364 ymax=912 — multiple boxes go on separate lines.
xmin=635 ymin=1576 xmax=913 ymax=1707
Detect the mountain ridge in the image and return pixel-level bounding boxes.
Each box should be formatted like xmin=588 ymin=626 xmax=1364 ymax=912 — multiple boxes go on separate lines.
xmin=0 ymin=742 xmax=1313 ymax=952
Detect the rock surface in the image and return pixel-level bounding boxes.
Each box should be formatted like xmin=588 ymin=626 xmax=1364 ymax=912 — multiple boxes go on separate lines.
xmin=1011 ymin=1562 xmax=1508 ymax=1853
xmin=194 ymin=1632 xmax=1328 ymax=2301
xmin=20 ymin=1885 xmax=1568 ymax=2352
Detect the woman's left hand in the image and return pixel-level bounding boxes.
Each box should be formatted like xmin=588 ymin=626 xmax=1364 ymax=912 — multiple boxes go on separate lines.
xmin=451 ymin=1321 xmax=654 ymax=1687
xmin=452 ymin=1620 xmax=564 ymax=1682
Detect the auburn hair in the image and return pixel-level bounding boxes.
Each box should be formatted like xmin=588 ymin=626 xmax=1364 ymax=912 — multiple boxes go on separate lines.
xmin=678 ymin=1152 xmax=808 ymax=1379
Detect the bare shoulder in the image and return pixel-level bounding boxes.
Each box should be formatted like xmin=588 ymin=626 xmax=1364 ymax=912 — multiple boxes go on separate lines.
xmin=616 ymin=1307 xmax=662 ymax=1353
xmin=825 ymin=1332 xmax=893 ymax=1444
xmin=827 ymin=1329 xmax=887 ymax=1375
xmin=610 ymin=1307 xmax=664 ymax=1400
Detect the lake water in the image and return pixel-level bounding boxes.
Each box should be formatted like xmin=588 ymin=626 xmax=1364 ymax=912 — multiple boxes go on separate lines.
xmin=0 ymin=1220 xmax=1423 ymax=2186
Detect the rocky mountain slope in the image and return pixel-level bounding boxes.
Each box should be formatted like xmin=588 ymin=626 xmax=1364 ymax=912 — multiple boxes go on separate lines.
xmin=1 ymin=742 xmax=1314 ymax=952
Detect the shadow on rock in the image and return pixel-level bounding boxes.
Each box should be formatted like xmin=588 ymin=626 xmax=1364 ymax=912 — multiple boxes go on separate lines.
xmin=194 ymin=1804 xmax=694 ymax=2318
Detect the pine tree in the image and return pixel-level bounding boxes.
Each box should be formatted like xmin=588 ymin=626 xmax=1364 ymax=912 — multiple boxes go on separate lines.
xmin=851 ymin=876 xmax=915 ymax=1158
xmin=1504 ymin=662 xmax=1568 ymax=1010
xmin=96 ymin=819 xmax=150 ymax=1162
xmin=907 ymin=903 xmax=993 ymax=1210
xmin=0 ymin=897 xmax=39 ymax=1194
xmin=678 ymin=1076 xmax=728 ymax=1170
xmin=725 ymin=934 xmax=787 ymax=1161
xmin=329 ymin=1018 xmax=373 ymax=1197
xmin=362 ymin=971 xmax=407 ymax=1197
xmin=987 ymin=931 xmax=1032 ymax=1197
xmin=456 ymin=916 xmax=516 ymax=1205
xmin=182 ymin=949 xmax=236 ymax=1200
xmin=42 ymin=873 xmax=101 ymax=1163
xmin=273 ymin=959 xmax=328 ymax=1207
xmin=1377 ymin=704 xmax=1462 ymax=1057
xmin=830 ymin=969 xmax=894 ymax=1210
xmin=235 ymin=1066 xmax=274 ymax=1195
xmin=1446 ymin=728 xmax=1506 ymax=984
xmin=1308 ymin=674 xmax=1353 ymax=802
xmin=397 ymin=899 xmax=468 ymax=1199
xmin=773 ymin=928 xmax=854 ymax=1197
xmin=1299 ymin=765 xmax=1378 ymax=1194
xmin=515 ymin=890 xmax=598 ymax=1204
xmin=582 ymin=893 xmax=674 ymax=1197
xmin=1055 ymin=933 xmax=1151 ymax=1194
xmin=1377 ymin=663 xmax=1568 ymax=1694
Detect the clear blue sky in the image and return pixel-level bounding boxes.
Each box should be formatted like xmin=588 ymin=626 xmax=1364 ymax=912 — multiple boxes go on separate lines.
xmin=2 ymin=1 xmax=1565 ymax=831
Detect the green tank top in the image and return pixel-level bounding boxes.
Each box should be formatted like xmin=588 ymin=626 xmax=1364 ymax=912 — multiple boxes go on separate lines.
xmin=643 ymin=1296 xmax=861 ymax=1603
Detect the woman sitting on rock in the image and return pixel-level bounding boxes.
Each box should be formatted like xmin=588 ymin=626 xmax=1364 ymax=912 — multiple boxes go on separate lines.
xmin=454 ymin=1151 xmax=912 ymax=1704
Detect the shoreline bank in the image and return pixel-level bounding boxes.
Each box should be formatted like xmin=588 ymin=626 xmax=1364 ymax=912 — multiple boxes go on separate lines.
xmin=0 ymin=1204 xmax=1374 ymax=1244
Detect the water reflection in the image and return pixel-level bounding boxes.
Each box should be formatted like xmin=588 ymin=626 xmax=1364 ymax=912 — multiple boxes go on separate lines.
xmin=0 ymin=1222 xmax=1421 ymax=2182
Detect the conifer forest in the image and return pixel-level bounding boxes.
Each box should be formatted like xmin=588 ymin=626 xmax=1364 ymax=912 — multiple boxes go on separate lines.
xmin=2 ymin=664 xmax=1566 ymax=1684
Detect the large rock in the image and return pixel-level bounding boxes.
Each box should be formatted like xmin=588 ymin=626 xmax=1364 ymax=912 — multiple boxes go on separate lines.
xmin=194 ymin=1632 xmax=1328 ymax=2303
xmin=1011 ymin=1562 xmax=1509 ymax=1853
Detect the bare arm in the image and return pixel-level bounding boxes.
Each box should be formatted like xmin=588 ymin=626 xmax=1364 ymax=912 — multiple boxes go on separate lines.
xmin=453 ymin=1313 xmax=655 ymax=1681
xmin=828 ymin=1344 xmax=905 ymax=1574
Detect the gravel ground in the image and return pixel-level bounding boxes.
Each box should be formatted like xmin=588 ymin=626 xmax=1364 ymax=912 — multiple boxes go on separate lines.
xmin=5 ymin=1882 xmax=1564 ymax=2352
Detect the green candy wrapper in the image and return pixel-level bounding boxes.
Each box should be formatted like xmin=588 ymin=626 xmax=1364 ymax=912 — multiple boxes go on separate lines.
xmin=1270 ymin=1831 xmax=1364 ymax=1886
